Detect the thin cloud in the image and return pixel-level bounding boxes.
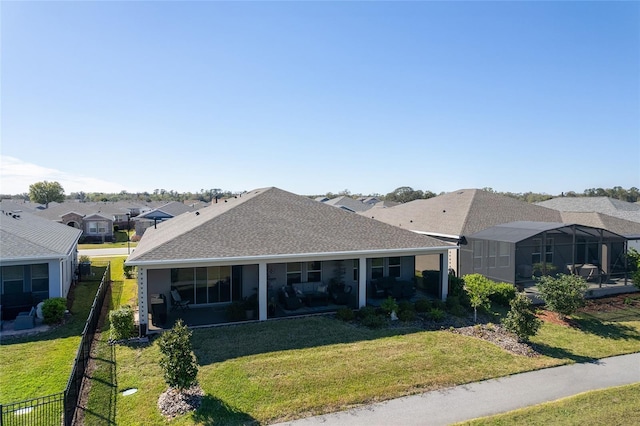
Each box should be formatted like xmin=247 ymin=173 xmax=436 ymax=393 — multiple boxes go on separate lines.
xmin=0 ymin=156 xmax=127 ymax=194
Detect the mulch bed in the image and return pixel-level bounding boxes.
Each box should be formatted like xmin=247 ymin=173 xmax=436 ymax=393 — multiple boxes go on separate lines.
xmin=158 ymin=385 xmax=204 ymax=419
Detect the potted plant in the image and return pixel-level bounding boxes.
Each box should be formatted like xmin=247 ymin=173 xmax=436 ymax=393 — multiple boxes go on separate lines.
xmin=243 ymin=293 xmax=258 ymax=320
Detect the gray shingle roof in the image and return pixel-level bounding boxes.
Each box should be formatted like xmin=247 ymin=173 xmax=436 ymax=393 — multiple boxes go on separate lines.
xmin=127 ymin=187 xmax=453 ymax=264
xmin=558 ymin=211 xmax=640 ymax=238
xmin=362 ymin=189 xmax=562 ymax=237
xmin=324 ymin=196 xmax=373 ymax=212
xmin=0 ymin=211 xmax=82 ymax=260
xmin=137 ymin=201 xmax=194 ymax=219
xmin=536 ymin=197 xmax=640 ymax=223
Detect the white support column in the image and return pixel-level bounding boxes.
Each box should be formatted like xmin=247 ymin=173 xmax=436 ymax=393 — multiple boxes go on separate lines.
xmin=258 ymin=262 xmax=267 ymax=321
xmin=358 ymin=257 xmax=367 ymax=308
xmin=440 ymin=253 xmax=449 ymax=301
xmin=138 ymin=267 xmax=148 ymax=336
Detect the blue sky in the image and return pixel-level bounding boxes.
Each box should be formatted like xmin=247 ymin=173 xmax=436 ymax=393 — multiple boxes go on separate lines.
xmin=1 ymin=1 xmax=638 ymax=196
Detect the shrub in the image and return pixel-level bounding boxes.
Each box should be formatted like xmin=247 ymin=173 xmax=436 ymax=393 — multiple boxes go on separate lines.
xmin=357 ymin=306 xmax=377 ymax=320
xmin=42 ymin=297 xmax=67 ymax=325
xmin=502 ymin=293 xmax=541 ymax=342
xmin=79 ymin=255 xmax=91 ymax=263
xmin=428 ymin=308 xmax=445 ymax=322
xmin=361 ymin=313 xmax=386 ymax=329
xmin=414 ymin=298 xmax=431 ymax=313
xmin=397 ymin=301 xmax=416 ymax=322
xmin=109 ymin=306 xmax=135 ymax=341
xmin=398 ymin=308 xmax=417 ymax=322
xmin=489 ymin=282 xmax=517 ymax=307
xmin=157 ymin=319 xmax=199 ymax=390
xmin=446 ymin=295 xmax=467 ymax=317
xmin=130 ymin=234 xmax=142 ymax=242
xmin=431 ymin=299 xmax=446 ymax=310
xmin=123 ymin=264 xmax=135 ymax=279
xmin=336 ymin=307 xmax=355 ymax=322
xmin=536 ymin=273 xmax=588 ymax=318
xmin=380 ymin=296 xmax=399 ymax=316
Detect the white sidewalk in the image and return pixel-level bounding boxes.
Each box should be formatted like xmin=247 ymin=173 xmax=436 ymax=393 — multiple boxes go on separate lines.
xmin=273 ymin=352 xmax=640 ymax=426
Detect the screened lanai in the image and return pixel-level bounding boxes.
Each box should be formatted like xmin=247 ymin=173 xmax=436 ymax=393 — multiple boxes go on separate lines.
xmin=463 ymin=221 xmax=629 ymax=286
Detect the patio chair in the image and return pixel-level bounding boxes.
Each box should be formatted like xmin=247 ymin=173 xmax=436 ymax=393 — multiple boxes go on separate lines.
xmin=14 ymin=306 xmax=36 ymax=330
xmin=170 ymin=289 xmax=190 ymax=311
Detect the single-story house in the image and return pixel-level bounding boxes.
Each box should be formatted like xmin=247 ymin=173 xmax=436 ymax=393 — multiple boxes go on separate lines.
xmin=536 ymin=196 xmax=640 ymax=251
xmin=126 ymin=187 xmax=455 ymax=334
xmin=363 ymin=189 xmax=640 ymax=285
xmin=0 ymin=210 xmax=82 ymax=320
xmin=133 ymin=201 xmax=197 ymax=236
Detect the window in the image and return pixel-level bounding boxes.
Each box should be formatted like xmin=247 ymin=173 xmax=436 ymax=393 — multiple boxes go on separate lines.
xmin=306 ymin=261 xmax=321 ymax=282
xmin=498 ymin=242 xmax=510 ymax=267
xmin=545 ymin=238 xmax=554 ymax=264
xmin=287 ymin=262 xmax=302 ymax=285
xmin=31 ymin=264 xmax=49 ymax=293
xmin=353 ymin=262 xmax=359 ymax=281
xmin=531 ymin=238 xmax=542 ymax=264
xmin=371 ymin=258 xmax=384 ymax=279
xmin=473 ymin=241 xmax=483 ymax=269
xmin=2 ymin=265 xmax=24 ymax=294
xmin=388 ymin=257 xmax=401 ymax=277
xmin=488 ymin=242 xmax=497 ymax=268
xmin=89 ymin=222 xmax=97 ymax=233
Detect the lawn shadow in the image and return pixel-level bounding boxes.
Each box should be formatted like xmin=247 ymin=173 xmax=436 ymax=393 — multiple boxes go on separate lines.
xmin=191 ymin=394 xmax=258 ymax=425
xmin=531 ymin=342 xmax=598 ymax=363
xmin=573 ymin=314 xmax=640 ymax=341
xmin=191 ymin=315 xmax=425 ymax=366
xmin=79 ymin=338 xmax=117 ymax=425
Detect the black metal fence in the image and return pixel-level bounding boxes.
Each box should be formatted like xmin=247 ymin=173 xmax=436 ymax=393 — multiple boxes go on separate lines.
xmin=0 ymin=262 xmax=111 ymax=426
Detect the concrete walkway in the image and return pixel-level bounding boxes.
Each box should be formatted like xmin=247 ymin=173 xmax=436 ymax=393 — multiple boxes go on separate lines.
xmin=274 ymin=352 xmax=640 ymax=426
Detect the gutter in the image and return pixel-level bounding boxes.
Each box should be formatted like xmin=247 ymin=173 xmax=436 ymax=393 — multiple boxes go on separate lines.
xmin=125 ymin=245 xmax=457 ymax=267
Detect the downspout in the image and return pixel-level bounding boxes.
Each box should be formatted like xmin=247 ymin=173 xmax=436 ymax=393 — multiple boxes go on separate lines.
xmin=598 ymin=229 xmax=603 ymax=288
xmin=572 ymin=225 xmax=576 ymax=271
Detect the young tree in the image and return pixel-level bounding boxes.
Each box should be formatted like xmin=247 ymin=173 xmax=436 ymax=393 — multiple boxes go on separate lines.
xmin=536 ymin=274 xmax=588 ymax=319
xmin=157 ymin=319 xmax=199 ymax=390
xmin=463 ymin=274 xmax=493 ymax=322
xmin=502 ymin=293 xmax=541 ymax=342
xmin=28 ymin=180 xmax=65 ymax=207
xmin=628 ymin=248 xmax=640 ymax=290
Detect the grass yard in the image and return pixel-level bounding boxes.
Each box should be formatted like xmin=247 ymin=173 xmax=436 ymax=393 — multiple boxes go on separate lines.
xmin=0 ymin=265 xmax=109 ymax=403
xmin=458 ymin=383 xmax=640 ymax=425
xmin=83 ymin=262 xmax=640 ymax=426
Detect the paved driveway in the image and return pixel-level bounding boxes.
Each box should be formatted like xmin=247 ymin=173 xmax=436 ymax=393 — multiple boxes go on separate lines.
xmin=273 ymin=352 xmax=640 ymax=426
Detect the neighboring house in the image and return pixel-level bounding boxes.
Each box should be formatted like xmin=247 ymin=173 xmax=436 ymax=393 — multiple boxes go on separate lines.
xmin=363 ymin=189 xmax=640 ymax=286
xmin=82 ymin=213 xmax=114 ymax=242
xmin=126 ymin=187 xmax=454 ymax=334
xmin=322 ymin=196 xmax=374 ymax=213
xmin=536 ymin=197 xmax=640 ymax=224
xmin=0 ymin=210 xmax=82 ymax=320
xmin=133 ymin=201 xmax=196 ymax=236
xmin=25 ymin=200 xmax=166 ymax=241
xmin=536 ymin=197 xmax=640 ymax=251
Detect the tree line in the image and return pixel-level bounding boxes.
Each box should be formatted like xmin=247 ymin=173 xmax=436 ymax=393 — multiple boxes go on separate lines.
xmin=2 ymin=182 xmax=639 ymax=207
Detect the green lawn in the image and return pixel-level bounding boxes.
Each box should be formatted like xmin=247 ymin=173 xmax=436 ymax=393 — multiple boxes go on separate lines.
xmin=82 ymin=263 xmax=640 ymax=426
xmin=458 ymin=383 xmax=640 ymax=425
xmin=0 ymin=266 xmax=109 ymax=403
